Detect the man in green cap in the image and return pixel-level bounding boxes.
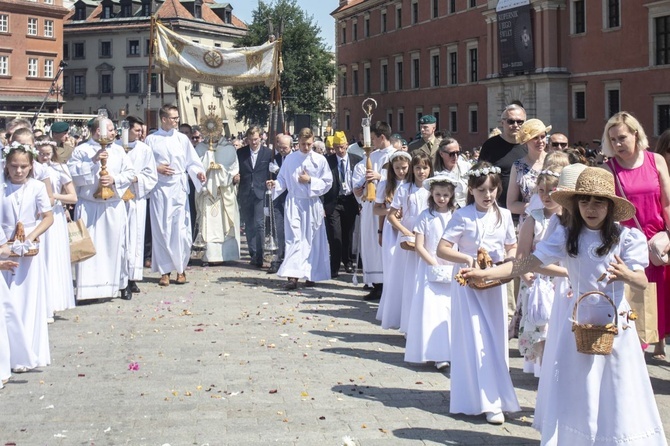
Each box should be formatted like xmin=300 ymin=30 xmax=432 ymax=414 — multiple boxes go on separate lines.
xmin=51 ymin=121 xmax=74 ymax=162
xmin=409 ymin=115 xmax=441 ymax=159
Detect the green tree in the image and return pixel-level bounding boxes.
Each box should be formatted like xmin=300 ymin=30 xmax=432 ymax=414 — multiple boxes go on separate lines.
xmin=232 ymin=0 xmax=336 ymax=130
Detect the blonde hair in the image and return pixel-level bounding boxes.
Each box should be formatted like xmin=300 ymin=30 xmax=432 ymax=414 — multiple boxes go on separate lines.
xmin=542 ymin=151 xmax=569 ymax=170
xmin=601 ymin=111 xmax=649 ymax=157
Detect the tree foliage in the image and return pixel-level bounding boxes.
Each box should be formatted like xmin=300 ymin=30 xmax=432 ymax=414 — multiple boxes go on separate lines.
xmin=232 ymin=0 xmax=336 ymax=129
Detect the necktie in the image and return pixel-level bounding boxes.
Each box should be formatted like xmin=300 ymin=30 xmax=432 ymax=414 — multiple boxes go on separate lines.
xmin=339 ymin=158 xmax=346 ymax=184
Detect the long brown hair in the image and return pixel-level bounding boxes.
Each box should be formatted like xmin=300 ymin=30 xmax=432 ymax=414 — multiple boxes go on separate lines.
xmin=566 ymin=196 xmax=621 ymax=257
xmin=465 ymin=160 xmax=502 ymax=225
xmin=384 ymin=155 xmax=410 ymax=203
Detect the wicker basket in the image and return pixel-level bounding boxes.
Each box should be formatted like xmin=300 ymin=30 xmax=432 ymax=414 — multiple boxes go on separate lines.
xmin=572 ymin=291 xmax=618 ymax=355
xmin=8 ymin=222 xmax=39 ymax=257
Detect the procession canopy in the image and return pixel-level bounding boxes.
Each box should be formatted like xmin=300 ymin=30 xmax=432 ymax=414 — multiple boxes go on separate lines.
xmin=153 ymin=21 xmax=280 ymax=89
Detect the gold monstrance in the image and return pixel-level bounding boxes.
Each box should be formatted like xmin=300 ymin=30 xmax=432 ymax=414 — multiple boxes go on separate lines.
xmin=94 ymin=111 xmax=115 ymax=200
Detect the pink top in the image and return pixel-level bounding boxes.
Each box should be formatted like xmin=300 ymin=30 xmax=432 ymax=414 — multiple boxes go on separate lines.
xmin=610 ymin=151 xmax=665 ymax=238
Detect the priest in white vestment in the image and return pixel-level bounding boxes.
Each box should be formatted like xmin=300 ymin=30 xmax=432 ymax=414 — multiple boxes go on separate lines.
xmin=267 ymin=128 xmax=332 ymax=290
xmin=195 ymin=138 xmax=241 ymax=263
xmin=351 ymin=121 xmax=396 ymax=300
xmin=68 ymin=117 xmax=136 ymax=300
xmin=123 ymin=116 xmax=157 ymax=293
xmin=144 ymin=105 xmax=205 ymax=286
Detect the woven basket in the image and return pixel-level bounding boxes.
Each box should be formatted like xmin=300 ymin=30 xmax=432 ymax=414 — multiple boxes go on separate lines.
xmin=8 ymin=222 xmax=39 ymax=257
xmin=572 ymin=291 xmax=618 ymax=355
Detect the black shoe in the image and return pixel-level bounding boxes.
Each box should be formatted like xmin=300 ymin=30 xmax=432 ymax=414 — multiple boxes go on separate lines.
xmin=331 ymin=271 xmax=339 ymax=279
xmin=267 ymin=262 xmax=280 ymax=274
xmin=344 ymin=263 xmax=355 ymax=273
xmin=284 ymin=278 xmax=298 ymax=290
xmin=305 ymin=280 xmax=316 ymax=287
xmin=129 ymin=281 xmax=140 ymax=293
xmin=120 ymin=287 xmax=132 ymax=300
xmin=363 ymin=288 xmax=382 ymax=301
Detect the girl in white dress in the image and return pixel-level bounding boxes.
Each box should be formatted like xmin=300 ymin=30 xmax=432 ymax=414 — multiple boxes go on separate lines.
xmin=404 ymin=176 xmax=457 ymax=369
xmin=1 ymin=144 xmax=53 ymax=369
xmin=463 ymin=167 xmax=667 ymax=445
xmin=385 ymin=153 xmax=432 ymax=333
xmin=437 ymin=161 xmax=520 ymax=425
xmin=374 ymin=151 xmax=410 ymax=325
xmin=36 ymin=137 xmax=77 ymax=316
xmin=0 ymin=214 xmax=19 ymax=387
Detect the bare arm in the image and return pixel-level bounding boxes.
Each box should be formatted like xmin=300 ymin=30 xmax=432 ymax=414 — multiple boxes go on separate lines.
xmin=55 ymin=181 xmax=78 ymax=205
xmin=27 ymin=211 xmax=53 ymax=243
xmin=415 ymin=232 xmax=437 ymax=266
xmin=654 ymin=152 xmax=670 ymax=236
xmin=386 ymin=206 xmax=412 ymax=237
xmin=436 ymin=239 xmax=474 ymax=267
xmin=506 ymin=166 xmax=527 ymax=216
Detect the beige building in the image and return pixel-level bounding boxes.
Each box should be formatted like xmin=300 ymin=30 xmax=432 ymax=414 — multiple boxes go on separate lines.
xmin=63 ymin=0 xmax=247 ymax=134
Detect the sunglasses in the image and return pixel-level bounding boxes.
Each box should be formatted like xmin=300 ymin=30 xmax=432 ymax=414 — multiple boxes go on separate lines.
xmin=505 ymin=119 xmax=525 ymax=126
xmin=441 ymin=150 xmax=461 ymax=158
xmin=551 ymin=142 xmax=568 ymax=148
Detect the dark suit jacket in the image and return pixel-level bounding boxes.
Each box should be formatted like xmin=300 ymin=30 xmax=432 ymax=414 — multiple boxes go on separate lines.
xmin=237 ymin=145 xmax=274 ymax=202
xmin=322 ymin=152 xmax=362 ymax=214
xmin=272 ymin=152 xmax=288 ymax=207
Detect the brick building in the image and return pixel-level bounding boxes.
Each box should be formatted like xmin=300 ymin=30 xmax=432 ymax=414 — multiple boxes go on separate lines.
xmin=0 ymin=0 xmax=69 ymax=114
xmin=332 ymin=0 xmax=670 ymax=150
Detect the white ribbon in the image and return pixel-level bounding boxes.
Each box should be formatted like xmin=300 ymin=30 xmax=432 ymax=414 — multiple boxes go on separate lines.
xmin=11 ymin=239 xmax=35 ymax=256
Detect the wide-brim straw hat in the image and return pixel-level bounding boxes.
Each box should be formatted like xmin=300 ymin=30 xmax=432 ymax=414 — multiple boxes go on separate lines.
xmin=516 ymin=118 xmax=552 ymax=145
xmin=423 ymin=175 xmax=459 ymax=191
xmin=550 ymin=167 xmax=636 ymax=221
xmin=556 ymin=163 xmax=588 ymax=191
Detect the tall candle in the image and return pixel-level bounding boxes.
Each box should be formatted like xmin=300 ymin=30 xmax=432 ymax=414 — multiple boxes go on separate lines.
xmin=100 ymin=118 xmax=108 ymax=139
xmin=122 ymin=127 xmax=129 ymax=147
xmin=363 ymin=126 xmax=371 ymax=147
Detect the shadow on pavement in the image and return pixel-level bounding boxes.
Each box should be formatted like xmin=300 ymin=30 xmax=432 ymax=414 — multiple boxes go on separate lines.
xmin=392 ymin=427 xmax=540 ymax=445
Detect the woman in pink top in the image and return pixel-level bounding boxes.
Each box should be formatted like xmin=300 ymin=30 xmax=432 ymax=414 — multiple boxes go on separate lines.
xmin=602 ymin=111 xmax=670 ymax=360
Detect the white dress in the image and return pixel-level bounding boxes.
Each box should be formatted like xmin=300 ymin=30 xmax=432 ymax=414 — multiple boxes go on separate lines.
xmin=1 ymin=178 xmax=52 ymax=367
xmin=375 ymin=179 xmax=403 ymax=323
xmin=404 ymin=208 xmax=453 ymax=363
xmin=42 ymin=162 xmax=75 ymax=313
xmin=442 ymin=204 xmax=520 ymax=416
xmin=0 ymin=196 xmax=13 ymax=384
xmin=273 ymin=150 xmax=333 ymax=281
xmin=532 ymin=225 xmax=666 ymax=445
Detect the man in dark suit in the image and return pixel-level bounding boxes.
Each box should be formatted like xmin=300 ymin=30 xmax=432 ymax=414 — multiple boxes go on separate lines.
xmin=235 ymin=125 xmax=274 ymax=267
xmin=267 ymin=133 xmax=292 ymax=274
xmin=322 ymin=131 xmax=362 ymax=278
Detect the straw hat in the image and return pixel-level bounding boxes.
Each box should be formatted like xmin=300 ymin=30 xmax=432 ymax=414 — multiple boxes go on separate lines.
xmin=423 ymin=175 xmax=459 ymax=191
xmin=516 ymin=118 xmax=552 ymax=145
xmin=550 ymin=167 xmax=636 ymax=221
xmin=556 ymin=163 xmax=588 ymax=191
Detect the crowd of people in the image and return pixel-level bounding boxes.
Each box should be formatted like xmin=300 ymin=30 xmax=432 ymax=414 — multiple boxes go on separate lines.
xmin=1 ymin=103 xmax=670 ymax=445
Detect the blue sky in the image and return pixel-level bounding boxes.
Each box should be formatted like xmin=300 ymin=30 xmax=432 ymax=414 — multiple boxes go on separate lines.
xmin=230 ymin=0 xmax=339 ymax=52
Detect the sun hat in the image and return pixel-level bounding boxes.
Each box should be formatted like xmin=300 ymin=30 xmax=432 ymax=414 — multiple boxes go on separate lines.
xmin=423 ymin=175 xmax=459 ymax=191
xmin=516 ymin=118 xmax=552 ymax=145
xmin=550 ymin=167 xmax=636 ymax=222
xmin=556 ymin=163 xmax=588 ymax=191
xmin=389 ymin=150 xmax=411 ymax=163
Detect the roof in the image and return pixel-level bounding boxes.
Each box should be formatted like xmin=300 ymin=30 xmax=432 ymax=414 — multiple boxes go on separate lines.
xmin=155 ymin=0 xmax=192 ymax=19
xmin=331 ymin=0 xmax=365 ymax=15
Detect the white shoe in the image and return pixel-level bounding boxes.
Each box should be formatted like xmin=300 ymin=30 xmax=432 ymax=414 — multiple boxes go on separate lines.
xmin=486 ymin=410 xmax=505 ymax=425
xmin=11 ymin=366 xmax=30 ymax=373
xmin=435 ymin=361 xmax=450 ymax=370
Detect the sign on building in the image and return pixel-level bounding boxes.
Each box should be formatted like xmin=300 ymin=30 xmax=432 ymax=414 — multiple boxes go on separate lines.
xmin=497 ymin=0 xmax=534 ymax=75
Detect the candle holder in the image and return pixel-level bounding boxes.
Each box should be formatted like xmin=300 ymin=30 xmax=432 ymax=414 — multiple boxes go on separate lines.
xmin=93 ymin=136 xmax=116 ymax=200
xmin=361 ymin=97 xmax=377 ymax=202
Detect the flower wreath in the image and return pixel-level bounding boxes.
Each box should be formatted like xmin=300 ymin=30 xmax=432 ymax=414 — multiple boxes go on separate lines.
xmin=539 ymin=169 xmax=561 ymax=178
xmin=2 ymin=141 xmax=39 ymax=159
xmin=467 ymin=166 xmax=501 ymax=177
xmin=35 ymin=140 xmax=57 ymax=148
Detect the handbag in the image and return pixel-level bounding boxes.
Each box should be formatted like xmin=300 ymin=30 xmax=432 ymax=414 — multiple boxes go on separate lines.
xmin=67 ymin=219 xmax=96 ymax=263
xmin=526 ymin=276 xmax=554 ymax=326
xmin=609 ymin=160 xmax=670 ymax=266
xmin=427 ymin=264 xmax=453 ymax=283
xmin=625 ymin=282 xmax=659 ymax=344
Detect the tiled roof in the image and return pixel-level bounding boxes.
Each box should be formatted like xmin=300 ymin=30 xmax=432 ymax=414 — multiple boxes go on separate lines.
xmin=331 ymin=0 xmax=366 ymax=15
xmin=155 ymin=0 xmax=193 ymax=19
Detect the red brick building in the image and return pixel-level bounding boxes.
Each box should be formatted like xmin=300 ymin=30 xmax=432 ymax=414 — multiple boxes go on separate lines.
xmin=332 ymin=0 xmax=670 ymax=150
xmin=0 ymin=0 xmax=69 ymax=113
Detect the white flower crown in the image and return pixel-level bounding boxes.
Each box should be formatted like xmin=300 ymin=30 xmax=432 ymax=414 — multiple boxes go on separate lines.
xmin=539 ymin=169 xmax=560 ymax=178
xmin=3 ymin=142 xmax=39 ymax=159
xmin=467 ymin=166 xmax=501 ymax=177
xmin=35 ymin=140 xmax=57 ymax=148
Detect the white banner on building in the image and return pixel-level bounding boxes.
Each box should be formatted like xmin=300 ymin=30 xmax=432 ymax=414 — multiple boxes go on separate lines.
xmin=154 ymin=21 xmax=279 ymax=88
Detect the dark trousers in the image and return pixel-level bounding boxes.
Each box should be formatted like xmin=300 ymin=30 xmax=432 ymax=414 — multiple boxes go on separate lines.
xmin=239 ymin=196 xmax=265 ymax=264
xmin=188 ymin=178 xmax=197 ymax=239
xmin=144 ymin=197 xmax=152 ymax=261
xmin=272 ymin=199 xmax=286 ymax=264
xmin=325 ymin=194 xmax=359 ymax=276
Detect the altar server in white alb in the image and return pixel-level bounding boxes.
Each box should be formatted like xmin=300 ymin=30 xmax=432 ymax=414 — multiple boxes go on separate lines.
xmin=145 ymin=104 xmax=205 ymax=287
xmin=266 ymin=127 xmax=333 ymax=290
xmin=122 ymin=116 xmax=157 ymax=293
xmin=68 ymin=117 xmax=136 ymax=300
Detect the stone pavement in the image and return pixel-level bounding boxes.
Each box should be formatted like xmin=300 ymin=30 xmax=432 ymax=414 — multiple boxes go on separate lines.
xmin=1 ymin=256 xmax=670 ymax=445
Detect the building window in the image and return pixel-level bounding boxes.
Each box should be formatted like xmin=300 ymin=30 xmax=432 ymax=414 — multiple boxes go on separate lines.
xmin=75 ymin=6 xmax=86 ymax=20
xmin=572 ymin=1 xmax=586 ymax=34
xmin=381 ymin=62 xmax=388 ymax=92
xmin=102 ymin=5 xmax=113 ymax=19
xmin=364 ymin=16 xmax=370 ymax=37
xmin=573 ymin=85 xmax=586 ymax=119
xmin=381 ymin=11 xmax=387 ymax=33
xmin=28 ymin=58 xmax=38 ymax=77
xmin=606 ymin=0 xmax=620 ymax=29
xmin=28 ymin=18 xmax=38 ymax=36
xmin=345 ymin=111 xmax=350 ymax=131
xmin=0 ymin=55 xmax=8 ymax=76
xmin=192 ymin=82 xmax=201 ymax=95
xmin=128 ymin=39 xmax=140 ymax=56
xmin=63 ymin=43 xmax=69 ymax=60
xmin=396 ymin=6 xmax=402 ymax=29
xmin=605 ymin=83 xmax=620 ymax=118
xmin=73 ymin=74 xmax=85 ymax=95
xmin=432 ymin=0 xmax=439 ymax=18
xmin=416 ymin=110 xmax=423 ymax=128
xmin=0 ymin=15 xmax=8 ymax=33
xmin=396 ymin=60 xmax=403 ymax=90
xmin=353 ymin=22 xmax=357 ymax=41
xmin=469 ymin=106 xmax=478 ymax=133
xmin=62 ymin=75 xmax=69 ymax=94
xmin=121 ymin=4 xmax=132 ymax=17
xmin=469 ymin=47 xmax=478 ymax=82
xmin=470 ymin=0 xmax=477 ymax=8
xmin=341 ymin=71 xmax=347 ymax=96
xmin=45 ymin=0 xmax=53 ymax=4
xmin=100 ymin=41 xmax=112 ymax=58
xmin=412 ymin=1 xmax=419 ymax=24
xmin=449 ymin=0 xmax=456 ymax=14
xmin=448 ymin=50 xmax=457 ymax=85
xmin=150 ymin=73 xmax=158 ymax=93
xmin=141 ymin=1 xmax=151 ymax=16
xmin=44 ymin=20 xmax=54 ymax=38
xmin=364 ymin=66 xmax=371 ymax=94
xmin=127 ymin=72 xmax=141 ymax=93
xmin=658 ymin=104 xmax=670 ymax=135
xmin=73 ymin=42 xmax=85 ymax=59
xmin=450 ymin=107 xmax=458 ymax=133
xmin=411 ymin=55 xmax=420 ymax=88
xmin=398 ymin=110 xmax=405 ymax=132
xmin=352 ymin=68 xmax=359 ymax=95
xmin=101 ymin=73 xmax=112 ymax=94
xmin=431 ymin=54 xmax=440 ymax=87
xmin=44 ymin=59 xmax=53 ymax=78
xmin=341 ymin=26 xmax=346 ymax=44
xmin=655 ymin=16 xmax=670 ymax=65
